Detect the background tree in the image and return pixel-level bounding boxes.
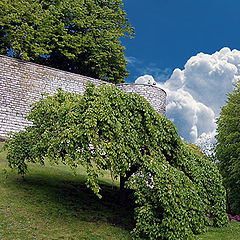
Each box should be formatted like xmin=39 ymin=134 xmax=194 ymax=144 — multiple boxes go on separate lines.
xmin=5 ymin=83 xmax=228 ymax=239
xmin=0 ymin=0 xmax=134 ymax=83
xmin=215 ymin=80 xmax=240 ymax=214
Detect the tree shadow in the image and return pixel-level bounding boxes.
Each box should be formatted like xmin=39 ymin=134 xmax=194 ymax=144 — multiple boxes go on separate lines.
xmin=10 ymin=170 xmax=135 ymax=231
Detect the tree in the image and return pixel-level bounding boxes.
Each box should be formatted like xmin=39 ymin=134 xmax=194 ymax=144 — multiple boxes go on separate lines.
xmin=215 ymin=80 xmax=240 ymax=214
xmin=0 ymin=0 xmax=134 ymax=83
xmin=5 ymin=83 xmax=228 ymax=239
xmin=184 ymin=142 xmax=205 ymax=158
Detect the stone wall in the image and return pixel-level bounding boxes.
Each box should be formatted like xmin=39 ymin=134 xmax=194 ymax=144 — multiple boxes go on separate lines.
xmin=117 ymin=83 xmax=166 ymax=115
xmin=0 ymin=54 xmax=166 ymax=138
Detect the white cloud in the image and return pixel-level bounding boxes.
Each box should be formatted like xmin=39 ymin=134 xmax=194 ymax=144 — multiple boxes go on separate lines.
xmin=135 ymin=47 xmax=240 ymax=143
xmin=135 ymin=75 xmax=156 ymax=85
xmin=161 ymin=87 xmax=216 ymax=143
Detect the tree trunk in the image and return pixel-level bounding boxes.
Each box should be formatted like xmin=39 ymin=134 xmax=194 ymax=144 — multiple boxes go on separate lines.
xmin=120 ymin=175 xmax=128 ymax=205
xmin=119 ymin=165 xmax=139 ymax=205
xmin=226 ymin=188 xmax=231 ymax=214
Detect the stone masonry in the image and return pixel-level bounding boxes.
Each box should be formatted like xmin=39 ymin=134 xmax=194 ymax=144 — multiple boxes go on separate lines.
xmin=117 ymin=83 xmax=166 ymax=115
xmin=0 ymin=54 xmax=166 ymax=138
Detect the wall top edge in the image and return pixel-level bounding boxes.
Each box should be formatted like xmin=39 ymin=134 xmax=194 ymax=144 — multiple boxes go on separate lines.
xmin=116 ymin=83 xmax=167 ymax=95
xmin=0 ymin=54 xmax=106 ymax=84
xmin=0 ymin=54 xmax=166 ymax=96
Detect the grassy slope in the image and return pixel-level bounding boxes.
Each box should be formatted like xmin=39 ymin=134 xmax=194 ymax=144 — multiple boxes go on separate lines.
xmin=198 ymin=223 xmax=240 ymax=240
xmin=0 ymin=143 xmax=133 ymax=240
xmin=0 ymin=142 xmax=239 ymax=240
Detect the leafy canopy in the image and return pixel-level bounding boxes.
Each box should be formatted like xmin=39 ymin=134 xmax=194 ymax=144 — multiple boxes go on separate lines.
xmin=0 ymin=0 xmax=134 ymax=83
xmin=6 ymin=84 xmax=228 ymax=239
xmin=215 ymin=80 xmax=240 ymax=214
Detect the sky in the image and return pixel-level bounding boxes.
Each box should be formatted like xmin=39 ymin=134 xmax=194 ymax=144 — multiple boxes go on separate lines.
xmin=121 ymin=0 xmax=240 ymax=145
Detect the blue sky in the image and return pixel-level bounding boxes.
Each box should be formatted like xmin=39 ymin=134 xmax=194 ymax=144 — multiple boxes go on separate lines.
xmin=121 ymin=0 xmax=240 ymax=145
xmin=122 ymin=0 xmax=240 ymax=82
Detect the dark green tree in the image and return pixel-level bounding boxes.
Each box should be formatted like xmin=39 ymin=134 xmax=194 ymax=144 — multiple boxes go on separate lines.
xmin=5 ymin=83 xmax=228 ymax=239
xmin=0 ymin=0 xmax=134 ymax=83
xmin=215 ymin=80 xmax=240 ymax=214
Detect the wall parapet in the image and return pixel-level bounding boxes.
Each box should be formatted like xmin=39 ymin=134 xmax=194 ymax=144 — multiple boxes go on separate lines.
xmin=0 ymin=54 xmax=166 ymax=138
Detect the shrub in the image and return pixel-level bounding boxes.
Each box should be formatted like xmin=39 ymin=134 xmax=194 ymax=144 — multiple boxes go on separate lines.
xmin=5 ymin=83 xmax=228 ymax=239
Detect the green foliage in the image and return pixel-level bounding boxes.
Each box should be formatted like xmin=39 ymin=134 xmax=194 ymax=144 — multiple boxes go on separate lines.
xmin=185 ymin=142 xmax=205 ymax=158
xmin=215 ymin=80 xmax=240 ymax=215
xmin=127 ymin=134 xmax=228 ymax=239
xmin=5 ymin=83 xmax=228 ymax=239
xmin=0 ymin=0 xmax=134 ymax=83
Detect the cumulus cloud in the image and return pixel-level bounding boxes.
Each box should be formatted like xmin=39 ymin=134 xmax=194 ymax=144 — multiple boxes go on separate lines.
xmin=163 ymin=87 xmax=216 ymax=142
xmin=135 ymin=75 xmax=156 ymax=85
xmin=135 ymin=47 xmax=240 ymax=143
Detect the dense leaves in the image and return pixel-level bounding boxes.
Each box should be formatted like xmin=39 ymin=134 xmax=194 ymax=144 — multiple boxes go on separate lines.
xmin=6 ymin=84 xmax=228 ymax=239
xmin=215 ymin=80 xmax=240 ymax=215
xmin=0 ymin=0 xmax=134 ymax=83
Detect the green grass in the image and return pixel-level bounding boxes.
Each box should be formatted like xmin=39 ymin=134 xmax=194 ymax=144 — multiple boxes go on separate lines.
xmin=0 ymin=143 xmax=133 ymax=240
xmin=0 ymin=142 xmax=239 ymax=240
xmin=197 ymin=222 xmax=240 ymax=240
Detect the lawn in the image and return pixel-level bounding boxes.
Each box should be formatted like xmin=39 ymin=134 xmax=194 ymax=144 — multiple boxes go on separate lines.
xmin=0 ymin=142 xmax=133 ymax=240
xmin=0 ymin=142 xmax=239 ymax=240
xmin=198 ymin=222 xmax=240 ymax=240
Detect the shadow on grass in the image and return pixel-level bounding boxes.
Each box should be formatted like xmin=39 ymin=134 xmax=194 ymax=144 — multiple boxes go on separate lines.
xmin=8 ymin=168 xmax=135 ymax=231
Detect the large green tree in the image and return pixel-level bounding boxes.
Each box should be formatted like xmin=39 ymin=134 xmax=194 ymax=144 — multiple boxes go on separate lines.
xmin=5 ymin=83 xmax=228 ymax=239
xmin=0 ymin=0 xmax=134 ymax=83
xmin=215 ymin=80 xmax=240 ymax=214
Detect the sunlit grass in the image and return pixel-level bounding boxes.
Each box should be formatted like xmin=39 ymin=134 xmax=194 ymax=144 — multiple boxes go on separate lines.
xmin=197 ymin=222 xmax=240 ymax=240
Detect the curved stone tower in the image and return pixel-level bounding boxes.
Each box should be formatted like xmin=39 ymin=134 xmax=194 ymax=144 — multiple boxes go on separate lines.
xmin=0 ymin=55 xmax=166 ymax=138
xmin=117 ymin=83 xmax=166 ymax=115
